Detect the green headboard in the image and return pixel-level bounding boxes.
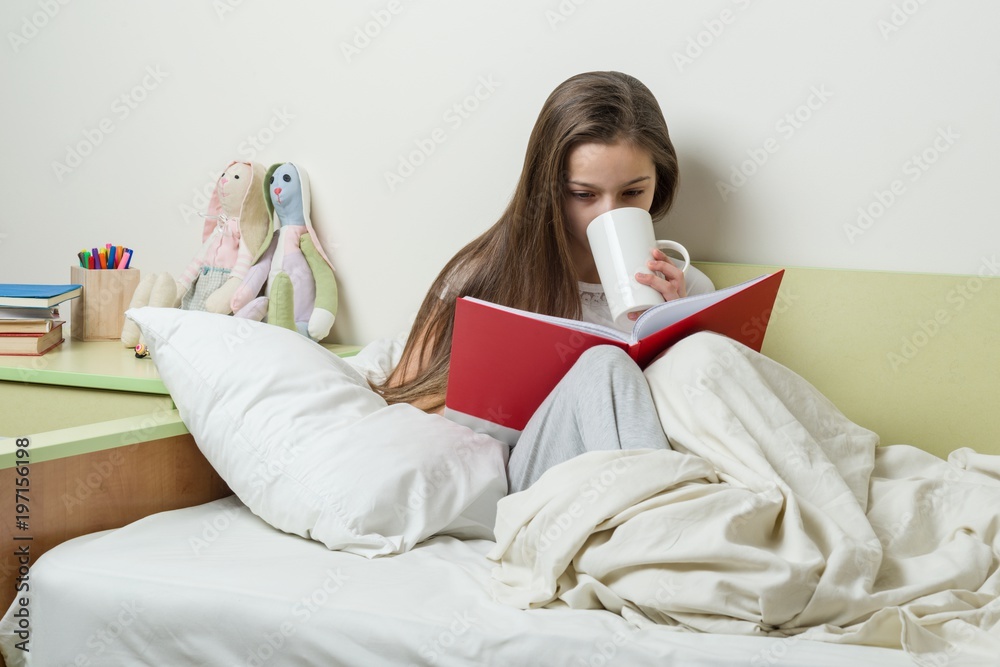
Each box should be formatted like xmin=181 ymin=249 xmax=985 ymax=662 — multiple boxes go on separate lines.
xmin=695 ymin=262 xmax=999 ymax=459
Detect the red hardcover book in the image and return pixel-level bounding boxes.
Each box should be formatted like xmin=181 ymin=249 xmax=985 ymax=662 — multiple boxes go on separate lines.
xmin=444 ymin=270 xmax=784 ymax=440
xmin=0 ymin=321 xmax=65 ymax=356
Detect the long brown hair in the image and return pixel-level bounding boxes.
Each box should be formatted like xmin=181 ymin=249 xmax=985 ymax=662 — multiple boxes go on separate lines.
xmin=375 ymin=71 xmax=680 ymax=410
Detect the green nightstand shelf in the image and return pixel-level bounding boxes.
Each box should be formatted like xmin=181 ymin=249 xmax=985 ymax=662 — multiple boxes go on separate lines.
xmin=0 ymin=335 xmax=361 ymax=440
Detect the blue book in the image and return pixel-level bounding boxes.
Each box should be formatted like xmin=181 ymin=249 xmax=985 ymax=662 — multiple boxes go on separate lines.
xmin=0 ymin=284 xmax=83 ymax=308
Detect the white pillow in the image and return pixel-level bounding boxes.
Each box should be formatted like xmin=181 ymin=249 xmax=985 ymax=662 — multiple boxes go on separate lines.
xmin=344 ymin=334 xmax=406 ymax=386
xmin=126 ymin=307 xmax=509 ymax=557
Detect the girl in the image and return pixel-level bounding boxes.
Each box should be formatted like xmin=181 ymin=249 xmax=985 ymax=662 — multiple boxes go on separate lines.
xmin=375 ymin=71 xmax=716 ymax=492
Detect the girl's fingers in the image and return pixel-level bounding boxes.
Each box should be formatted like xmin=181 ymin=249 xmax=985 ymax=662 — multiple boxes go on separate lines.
xmin=635 ymin=248 xmax=686 ymax=301
xmin=635 ymin=270 xmax=685 ymax=301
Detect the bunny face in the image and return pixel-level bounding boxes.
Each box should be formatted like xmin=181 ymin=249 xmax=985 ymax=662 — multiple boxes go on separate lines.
xmin=269 ymin=163 xmax=305 ymax=226
xmin=218 ymin=162 xmax=254 ymax=217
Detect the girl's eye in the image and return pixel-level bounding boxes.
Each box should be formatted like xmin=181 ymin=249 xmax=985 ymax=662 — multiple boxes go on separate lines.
xmin=571 ymin=191 xmax=594 ymax=200
xmin=624 ymin=189 xmax=644 ymax=198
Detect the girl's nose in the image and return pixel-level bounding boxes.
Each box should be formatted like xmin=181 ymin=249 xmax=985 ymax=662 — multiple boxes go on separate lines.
xmin=594 ymin=197 xmax=618 ymax=217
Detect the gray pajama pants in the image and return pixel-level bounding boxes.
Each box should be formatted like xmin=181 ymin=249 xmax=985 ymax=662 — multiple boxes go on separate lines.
xmin=506 ymin=345 xmax=671 ymax=494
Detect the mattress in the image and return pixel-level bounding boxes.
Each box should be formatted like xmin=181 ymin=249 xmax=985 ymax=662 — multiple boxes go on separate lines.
xmin=0 ymin=496 xmax=914 ymax=666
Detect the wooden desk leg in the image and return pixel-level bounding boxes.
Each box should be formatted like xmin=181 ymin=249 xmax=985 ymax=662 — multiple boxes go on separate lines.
xmin=0 ymin=433 xmax=231 ymax=647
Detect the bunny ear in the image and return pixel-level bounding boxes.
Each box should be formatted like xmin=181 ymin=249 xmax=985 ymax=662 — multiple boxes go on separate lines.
xmin=290 ymin=163 xmax=335 ymax=271
xmin=263 ymin=162 xmax=281 ymax=225
xmin=238 ymin=162 xmax=273 ymax=266
xmin=202 ymin=161 xmax=236 ymax=242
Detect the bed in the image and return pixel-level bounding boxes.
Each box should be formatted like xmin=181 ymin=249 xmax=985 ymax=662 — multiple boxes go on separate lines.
xmin=2 ymin=262 xmax=998 ymax=666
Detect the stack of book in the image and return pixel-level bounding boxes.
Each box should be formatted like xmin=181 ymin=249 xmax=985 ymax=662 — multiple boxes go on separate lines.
xmin=0 ymin=284 xmax=83 ymax=356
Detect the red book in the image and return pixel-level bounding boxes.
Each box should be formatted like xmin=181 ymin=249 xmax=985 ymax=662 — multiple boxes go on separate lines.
xmin=444 ymin=270 xmax=784 ymax=441
xmin=0 ymin=321 xmax=65 ymax=356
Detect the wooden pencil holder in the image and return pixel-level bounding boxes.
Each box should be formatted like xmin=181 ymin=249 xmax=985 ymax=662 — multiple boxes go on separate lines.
xmin=69 ymin=266 xmax=141 ymax=341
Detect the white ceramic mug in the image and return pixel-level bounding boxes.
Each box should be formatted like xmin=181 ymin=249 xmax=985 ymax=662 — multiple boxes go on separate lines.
xmin=586 ymin=207 xmax=690 ymax=329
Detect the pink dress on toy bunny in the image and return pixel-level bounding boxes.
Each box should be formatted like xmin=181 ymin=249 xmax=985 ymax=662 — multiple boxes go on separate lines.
xmin=178 ymin=161 xmax=271 ymax=313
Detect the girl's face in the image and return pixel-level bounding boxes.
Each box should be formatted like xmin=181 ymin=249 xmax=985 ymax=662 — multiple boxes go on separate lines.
xmin=562 ymin=140 xmax=657 ymax=282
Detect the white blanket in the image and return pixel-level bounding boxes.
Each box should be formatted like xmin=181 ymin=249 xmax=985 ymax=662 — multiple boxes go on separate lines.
xmin=488 ymin=334 xmax=1000 ymax=664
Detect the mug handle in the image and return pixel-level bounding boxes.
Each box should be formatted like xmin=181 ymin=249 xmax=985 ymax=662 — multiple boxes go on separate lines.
xmin=655 ymin=240 xmax=690 ymax=274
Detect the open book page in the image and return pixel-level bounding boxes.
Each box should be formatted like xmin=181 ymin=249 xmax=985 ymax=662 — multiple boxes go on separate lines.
xmin=462 ymin=273 xmax=773 ymax=345
xmin=460 ymin=298 xmax=631 ymax=343
xmin=0 ymin=309 xmax=58 ymax=321
xmin=631 ymin=274 xmax=772 ymax=343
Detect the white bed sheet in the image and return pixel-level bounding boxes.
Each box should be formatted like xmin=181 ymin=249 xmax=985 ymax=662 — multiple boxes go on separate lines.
xmin=0 ymin=497 xmax=914 ymax=666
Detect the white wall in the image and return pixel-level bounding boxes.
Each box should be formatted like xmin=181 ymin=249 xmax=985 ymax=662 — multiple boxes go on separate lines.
xmin=1 ymin=0 xmax=997 ymax=345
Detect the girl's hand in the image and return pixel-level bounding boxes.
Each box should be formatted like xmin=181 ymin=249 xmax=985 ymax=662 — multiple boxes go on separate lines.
xmin=628 ymin=248 xmax=686 ymax=321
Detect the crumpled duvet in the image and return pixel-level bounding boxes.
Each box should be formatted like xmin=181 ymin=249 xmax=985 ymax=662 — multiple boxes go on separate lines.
xmin=488 ymin=334 xmax=1000 ymax=664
